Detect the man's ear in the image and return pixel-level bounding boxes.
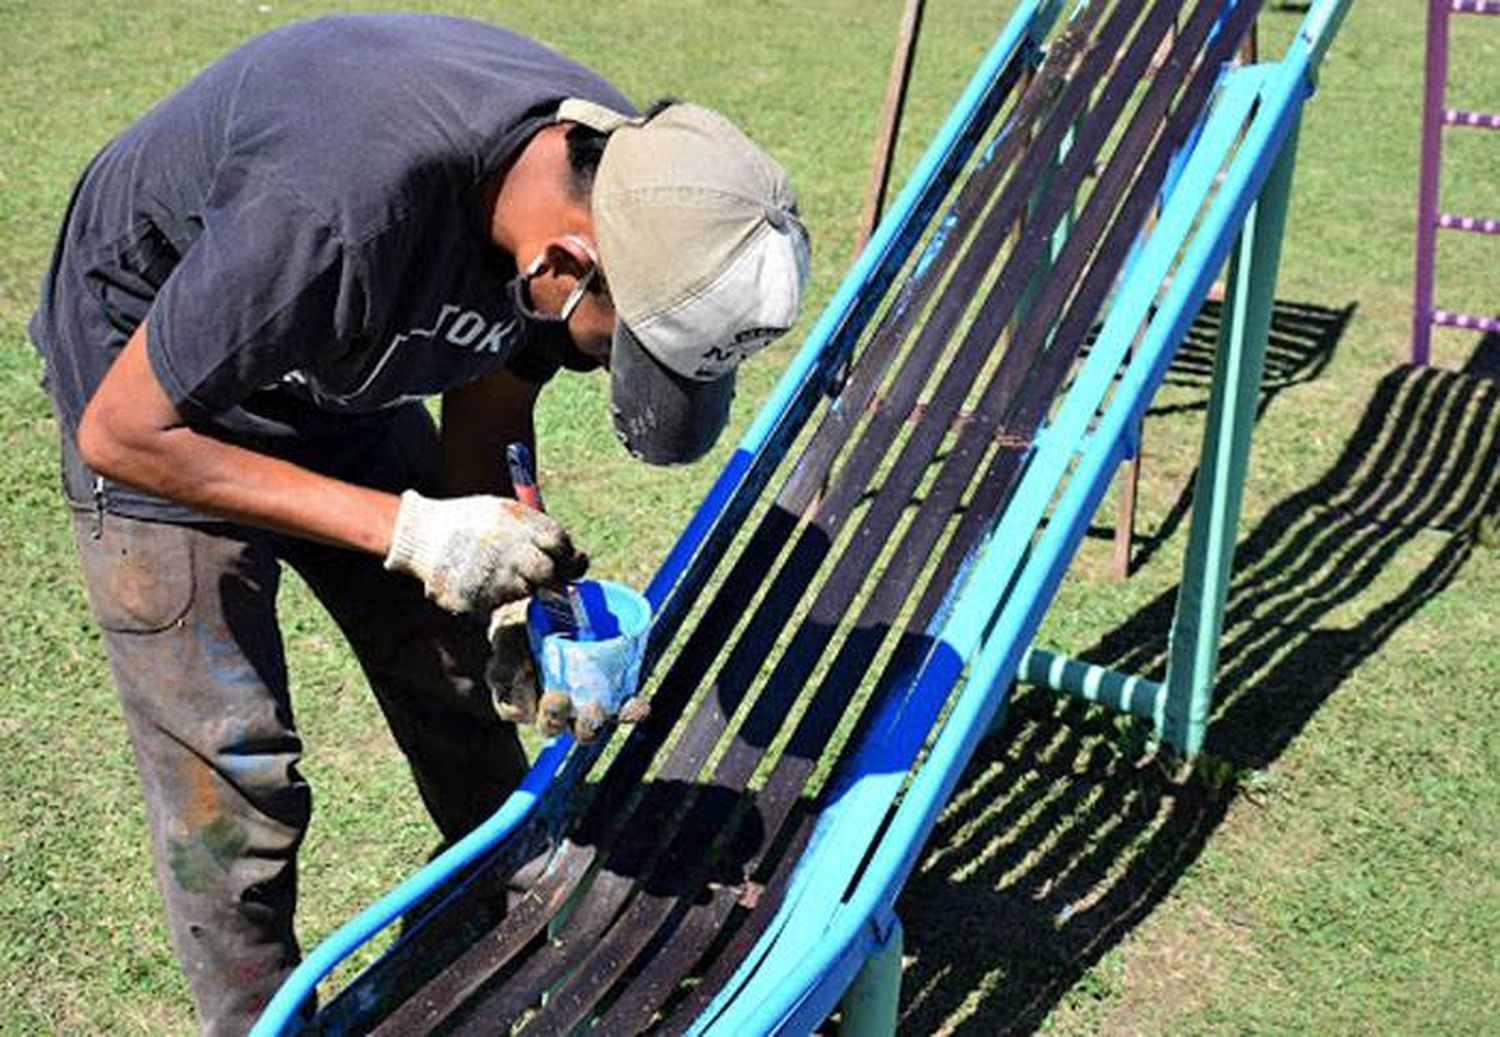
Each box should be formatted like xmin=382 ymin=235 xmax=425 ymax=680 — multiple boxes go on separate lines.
xmin=542 ymin=234 xmax=598 ymax=279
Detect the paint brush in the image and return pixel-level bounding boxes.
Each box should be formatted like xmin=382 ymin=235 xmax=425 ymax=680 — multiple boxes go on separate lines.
xmin=506 ymin=442 xmax=591 ymax=638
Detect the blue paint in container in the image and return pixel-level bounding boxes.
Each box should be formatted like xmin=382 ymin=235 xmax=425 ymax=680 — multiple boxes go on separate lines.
xmin=526 ymin=579 xmax=652 ymax=715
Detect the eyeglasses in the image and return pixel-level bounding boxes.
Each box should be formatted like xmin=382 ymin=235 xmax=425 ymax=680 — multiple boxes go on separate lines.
xmin=510 ymin=247 xmax=603 ymax=324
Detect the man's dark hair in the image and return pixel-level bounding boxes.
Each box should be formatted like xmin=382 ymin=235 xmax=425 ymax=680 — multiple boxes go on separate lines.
xmin=564 ymin=97 xmax=681 ymax=200
xmin=564 ymin=124 xmax=608 ymax=200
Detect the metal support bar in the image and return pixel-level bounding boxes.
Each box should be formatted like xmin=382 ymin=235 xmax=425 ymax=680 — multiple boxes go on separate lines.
xmin=1112 ymin=416 xmax=1143 ymax=578
xmin=1438 ymin=212 xmax=1500 ymax=233
xmin=1412 ymin=0 xmax=1450 ymax=366
xmin=1442 ymin=108 xmax=1500 ymax=128
xmin=1020 ymin=647 xmax=1165 ymax=722
xmin=838 ymin=918 xmax=904 ymax=1037
xmin=1434 ymin=309 xmax=1500 ymax=333
xmin=1159 ymin=114 xmax=1303 ymax=757
xmin=858 ymin=0 xmax=927 ymax=251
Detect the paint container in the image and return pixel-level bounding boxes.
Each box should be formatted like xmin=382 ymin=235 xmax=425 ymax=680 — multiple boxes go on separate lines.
xmin=526 ymin=579 xmax=652 ymax=725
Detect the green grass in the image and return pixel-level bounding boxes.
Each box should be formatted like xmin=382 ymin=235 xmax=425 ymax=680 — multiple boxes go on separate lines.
xmin=2 ymin=1 xmax=1497 ymax=1034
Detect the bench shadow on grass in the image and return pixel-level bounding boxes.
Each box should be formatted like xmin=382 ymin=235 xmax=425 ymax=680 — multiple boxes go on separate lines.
xmin=1101 ymin=297 xmax=1354 ymax=574
xmin=1152 ymin=296 xmax=1349 ymax=415
xmin=897 ymin=332 xmax=1500 ymax=1035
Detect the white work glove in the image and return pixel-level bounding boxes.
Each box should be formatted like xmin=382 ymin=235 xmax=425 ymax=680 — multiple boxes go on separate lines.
xmin=485 ymin=600 xmax=649 ymax=743
xmin=383 ymin=490 xmax=587 ymax=614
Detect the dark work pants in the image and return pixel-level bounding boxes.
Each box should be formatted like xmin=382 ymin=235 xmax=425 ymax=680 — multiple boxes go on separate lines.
xmin=61 ymin=407 xmax=528 ymax=1035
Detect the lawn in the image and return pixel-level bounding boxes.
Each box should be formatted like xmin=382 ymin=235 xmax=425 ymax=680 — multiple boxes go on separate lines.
xmin=1 ymin=1 xmax=1496 ymax=1034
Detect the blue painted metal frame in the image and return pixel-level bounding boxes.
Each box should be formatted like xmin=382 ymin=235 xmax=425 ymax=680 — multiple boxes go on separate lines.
xmin=250 ymin=738 xmax=574 ymax=1035
xmin=250 ymin=5 xmax=1046 ymax=1033
xmin=698 ymin=2 xmax=1352 ymax=1031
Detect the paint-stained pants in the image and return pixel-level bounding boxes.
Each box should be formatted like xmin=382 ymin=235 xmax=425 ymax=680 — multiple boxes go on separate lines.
xmin=61 ymin=409 xmax=528 ymax=1035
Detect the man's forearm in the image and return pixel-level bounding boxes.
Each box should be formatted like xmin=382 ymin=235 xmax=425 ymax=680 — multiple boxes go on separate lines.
xmin=78 ymin=321 xmax=400 ymax=554
xmin=106 ymin=424 xmax=401 ymax=554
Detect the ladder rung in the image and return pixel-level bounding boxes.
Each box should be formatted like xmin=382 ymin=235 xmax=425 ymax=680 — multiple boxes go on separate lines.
xmin=1442 ymin=108 xmax=1500 ymax=129
xmin=1433 ymin=309 xmax=1500 ymax=333
xmin=1438 ymin=212 xmax=1500 ymax=234
xmin=1450 ymin=0 xmax=1500 ymax=14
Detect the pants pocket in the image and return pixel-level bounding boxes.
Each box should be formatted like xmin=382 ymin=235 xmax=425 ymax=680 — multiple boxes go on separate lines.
xmin=76 ymin=514 xmax=196 ymax=633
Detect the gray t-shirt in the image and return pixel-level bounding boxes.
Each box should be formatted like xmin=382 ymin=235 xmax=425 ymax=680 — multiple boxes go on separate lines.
xmin=31 ymin=13 xmax=631 ymax=521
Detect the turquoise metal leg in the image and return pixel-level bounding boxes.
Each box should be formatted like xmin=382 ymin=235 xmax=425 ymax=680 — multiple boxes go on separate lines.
xmin=1158 ymin=115 xmax=1304 ymax=756
xmin=839 ymin=917 xmax=904 ymax=1036
xmin=1017 ymin=115 xmax=1304 ymax=758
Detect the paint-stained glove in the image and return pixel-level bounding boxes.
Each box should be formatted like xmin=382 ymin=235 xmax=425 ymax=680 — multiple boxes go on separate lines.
xmin=485 ymin=601 xmax=649 ymax=743
xmin=486 ymin=599 xmax=541 ymax=726
xmin=384 ymin=490 xmax=587 ymax=614
xmin=536 ymin=679 xmax=651 ymax=744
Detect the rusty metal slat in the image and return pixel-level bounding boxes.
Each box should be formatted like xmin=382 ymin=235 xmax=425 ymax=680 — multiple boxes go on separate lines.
xmin=369 ymin=842 xmax=596 ymax=1035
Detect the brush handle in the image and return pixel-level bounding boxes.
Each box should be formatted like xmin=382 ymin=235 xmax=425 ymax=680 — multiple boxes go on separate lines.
xmin=504 ymin=442 xmax=591 ymax=639
xmin=506 ymin=442 xmax=544 ymax=512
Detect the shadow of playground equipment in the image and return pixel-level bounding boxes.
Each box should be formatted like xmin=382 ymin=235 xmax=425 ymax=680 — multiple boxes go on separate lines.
xmin=1108 ymin=296 xmax=1353 ymax=573
xmin=1153 ymin=296 xmax=1349 ymax=418
xmin=897 ymin=356 xmax=1499 ymax=1035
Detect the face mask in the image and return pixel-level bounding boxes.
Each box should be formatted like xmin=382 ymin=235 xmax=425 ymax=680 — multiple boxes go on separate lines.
xmin=522 ymin=316 xmax=603 ymax=372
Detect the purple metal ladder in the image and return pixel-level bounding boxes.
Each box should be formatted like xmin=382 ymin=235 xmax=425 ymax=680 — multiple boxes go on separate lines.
xmin=1412 ymin=0 xmax=1500 ymax=365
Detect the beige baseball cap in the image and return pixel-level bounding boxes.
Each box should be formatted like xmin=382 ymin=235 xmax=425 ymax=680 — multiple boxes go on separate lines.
xmin=558 ymin=98 xmax=810 ymax=464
